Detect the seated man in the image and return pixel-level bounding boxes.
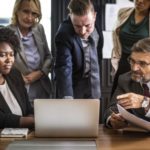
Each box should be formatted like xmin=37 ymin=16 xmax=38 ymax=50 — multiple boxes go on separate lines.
xmin=104 ymin=38 xmax=150 ymax=129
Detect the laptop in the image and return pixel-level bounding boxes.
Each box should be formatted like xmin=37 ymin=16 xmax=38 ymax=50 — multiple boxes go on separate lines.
xmin=34 ymin=99 xmax=100 ymax=138
xmin=6 ymin=99 xmax=99 ymax=150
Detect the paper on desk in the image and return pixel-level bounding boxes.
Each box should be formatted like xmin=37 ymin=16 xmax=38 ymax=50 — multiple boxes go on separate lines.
xmin=0 ymin=128 xmax=29 ymax=138
xmin=117 ymin=104 xmax=150 ymax=131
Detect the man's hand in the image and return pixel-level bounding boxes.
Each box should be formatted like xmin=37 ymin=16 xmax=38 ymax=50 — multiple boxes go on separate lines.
xmin=117 ymin=93 xmax=144 ymax=109
xmin=109 ymin=113 xmax=128 ymax=129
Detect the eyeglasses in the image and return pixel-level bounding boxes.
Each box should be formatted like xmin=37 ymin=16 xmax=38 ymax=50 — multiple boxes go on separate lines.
xmin=20 ymin=9 xmax=39 ymax=18
xmin=127 ymin=57 xmax=150 ymax=68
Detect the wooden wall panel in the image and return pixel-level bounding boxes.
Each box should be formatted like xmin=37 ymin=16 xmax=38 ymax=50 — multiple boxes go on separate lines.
xmin=100 ymin=59 xmax=113 ymax=122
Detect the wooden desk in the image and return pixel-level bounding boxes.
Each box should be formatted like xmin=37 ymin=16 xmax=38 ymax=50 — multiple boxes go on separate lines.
xmin=0 ymin=125 xmax=149 ymax=150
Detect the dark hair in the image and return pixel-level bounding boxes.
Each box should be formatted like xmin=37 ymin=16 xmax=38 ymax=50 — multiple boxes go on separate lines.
xmin=0 ymin=27 xmax=20 ymax=56
xmin=131 ymin=38 xmax=150 ymax=53
xmin=68 ymin=0 xmax=94 ymax=16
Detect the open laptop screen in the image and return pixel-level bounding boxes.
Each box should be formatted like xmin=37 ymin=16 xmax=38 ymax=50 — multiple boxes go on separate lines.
xmin=34 ymin=99 xmax=100 ymax=138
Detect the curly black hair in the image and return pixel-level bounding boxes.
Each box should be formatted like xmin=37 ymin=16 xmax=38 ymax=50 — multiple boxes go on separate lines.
xmin=0 ymin=27 xmax=20 ymax=55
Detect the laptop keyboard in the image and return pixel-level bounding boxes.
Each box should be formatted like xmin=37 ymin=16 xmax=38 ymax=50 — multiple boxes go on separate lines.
xmin=6 ymin=140 xmax=97 ymax=150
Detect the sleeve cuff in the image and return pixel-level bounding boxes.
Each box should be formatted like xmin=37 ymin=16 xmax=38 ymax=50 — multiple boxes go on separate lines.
xmin=106 ymin=116 xmax=112 ymax=128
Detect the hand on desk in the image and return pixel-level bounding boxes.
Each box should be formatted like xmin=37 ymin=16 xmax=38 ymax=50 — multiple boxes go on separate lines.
xmin=20 ymin=116 xmax=34 ymax=129
xmin=109 ymin=113 xmax=128 ymax=129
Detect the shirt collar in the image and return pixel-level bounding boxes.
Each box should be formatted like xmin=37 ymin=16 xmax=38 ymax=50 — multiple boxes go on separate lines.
xmin=141 ymin=81 xmax=150 ymax=90
xmin=17 ymin=26 xmax=33 ymax=40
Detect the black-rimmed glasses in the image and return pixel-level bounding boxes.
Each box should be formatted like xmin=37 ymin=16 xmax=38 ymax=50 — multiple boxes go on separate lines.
xmin=127 ymin=57 xmax=150 ymax=68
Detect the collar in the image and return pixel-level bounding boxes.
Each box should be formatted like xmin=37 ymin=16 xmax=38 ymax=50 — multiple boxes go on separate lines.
xmin=141 ymin=81 xmax=150 ymax=90
xmin=17 ymin=26 xmax=33 ymax=39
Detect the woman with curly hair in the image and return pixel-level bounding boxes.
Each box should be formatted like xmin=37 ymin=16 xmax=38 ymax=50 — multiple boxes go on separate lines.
xmin=0 ymin=27 xmax=34 ymax=128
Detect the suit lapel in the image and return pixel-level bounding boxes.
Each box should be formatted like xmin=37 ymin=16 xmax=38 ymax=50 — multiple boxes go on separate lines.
xmin=0 ymin=92 xmax=12 ymax=113
xmin=131 ymin=81 xmax=143 ymax=95
xmin=32 ymin=26 xmax=43 ymax=63
xmin=5 ymin=76 xmax=25 ymax=114
xmin=10 ymin=26 xmax=29 ymax=71
xmin=75 ymin=35 xmax=83 ymax=50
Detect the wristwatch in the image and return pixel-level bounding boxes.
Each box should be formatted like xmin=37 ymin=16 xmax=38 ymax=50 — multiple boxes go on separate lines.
xmin=142 ymin=96 xmax=150 ymax=108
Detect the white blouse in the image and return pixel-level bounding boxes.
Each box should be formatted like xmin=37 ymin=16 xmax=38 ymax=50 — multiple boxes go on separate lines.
xmin=0 ymin=80 xmax=22 ymax=116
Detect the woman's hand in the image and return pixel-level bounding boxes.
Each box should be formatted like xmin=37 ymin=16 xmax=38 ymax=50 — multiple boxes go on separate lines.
xmin=23 ymin=70 xmax=44 ymax=84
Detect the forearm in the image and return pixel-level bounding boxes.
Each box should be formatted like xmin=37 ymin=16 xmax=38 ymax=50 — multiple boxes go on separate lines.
xmin=20 ymin=116 xmax=34 ymax=128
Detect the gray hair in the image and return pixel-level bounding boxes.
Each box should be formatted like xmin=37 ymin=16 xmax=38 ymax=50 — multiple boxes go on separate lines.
xmin=131 ymin=38 xmax=150 ymax=53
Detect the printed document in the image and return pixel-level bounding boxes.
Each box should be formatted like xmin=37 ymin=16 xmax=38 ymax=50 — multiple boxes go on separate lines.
xmin=117 ymin=104 xmax=150 ymax=131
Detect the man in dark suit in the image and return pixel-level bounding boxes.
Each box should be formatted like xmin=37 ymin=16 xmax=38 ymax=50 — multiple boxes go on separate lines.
xmin=55 ymin=0 xmax=103 ymax=99
xmin=104 ymin=38 xmax=150 ymax=129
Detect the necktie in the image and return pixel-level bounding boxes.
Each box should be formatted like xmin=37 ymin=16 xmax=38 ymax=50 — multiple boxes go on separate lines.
xmin=88 ymin=36 xmax=101 ymax=98
xmin=142 ymin=84 xmax=150 ymax=97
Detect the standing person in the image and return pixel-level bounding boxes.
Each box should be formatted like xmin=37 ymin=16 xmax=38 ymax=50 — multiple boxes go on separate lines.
xmin=8 ymin=0 xmax=53 ymax=104
xmin=104 ymin=38 xmax=150 ymax=129
xmin=0 ymin=27 xmax=34 ymax=128
xmin=111 ymin=0 xmax=150 ymax=97
xmin=55 ymin=0 xmax=103 ymax=99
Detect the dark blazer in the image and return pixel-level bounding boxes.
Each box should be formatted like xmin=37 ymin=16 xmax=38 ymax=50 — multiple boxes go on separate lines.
xmin=104 ymin=72 xmax=150 ymax=125
xmin=0 ymin=68 xmax=33 ymax=128
xmin=55 ymin=14 xmax=103 ymax=98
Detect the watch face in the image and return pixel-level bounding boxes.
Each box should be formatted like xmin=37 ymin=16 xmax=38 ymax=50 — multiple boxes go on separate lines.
xmin=142 ymin=97 xmax=150 ymax=108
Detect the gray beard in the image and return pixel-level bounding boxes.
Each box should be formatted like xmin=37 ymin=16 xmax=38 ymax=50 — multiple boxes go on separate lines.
xmin=132 ymin=76 xmax=144 ymax=83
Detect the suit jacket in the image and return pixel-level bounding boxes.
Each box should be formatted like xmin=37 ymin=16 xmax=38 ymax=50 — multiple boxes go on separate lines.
xmin=104 ymin=72 xmax=150 ymax=125
xmin=0 ymin=69 xmax=33 ymax=128
xmin=55 ymin=15 xmax=103 ymax=98
xmin=8 ymin=24 xmax=53 ymax=97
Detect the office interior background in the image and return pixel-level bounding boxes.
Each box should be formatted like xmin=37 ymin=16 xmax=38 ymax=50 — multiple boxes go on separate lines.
xmin=0 ymin=0 xmax=134 ymax=122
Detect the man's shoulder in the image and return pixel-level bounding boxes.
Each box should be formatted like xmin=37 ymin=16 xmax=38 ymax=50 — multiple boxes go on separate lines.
xmin=118 ymin=71 xmax=140 ymax=86
xmin=56 ymin=18 xmax=75 ymax=37
xmin=118 ymin=72 xmax=138 ymax=91
xmin=118 ymin=72 xmax=132 ymax=83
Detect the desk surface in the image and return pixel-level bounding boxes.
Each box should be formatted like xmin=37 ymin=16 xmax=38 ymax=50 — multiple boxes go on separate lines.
xmin=0 ymin=125 xmax=149 ymax=150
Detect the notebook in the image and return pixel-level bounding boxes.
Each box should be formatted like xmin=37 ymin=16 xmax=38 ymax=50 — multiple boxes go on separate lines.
xmin=34 ymin=99 xmax=100 ymax=138
xmin=0 ymin=128 xmax=29 ymax=138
